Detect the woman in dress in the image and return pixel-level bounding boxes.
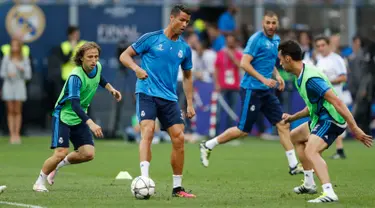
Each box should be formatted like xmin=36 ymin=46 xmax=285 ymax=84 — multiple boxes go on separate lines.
xmin=0 ymin=39 xmax=32 ymax=144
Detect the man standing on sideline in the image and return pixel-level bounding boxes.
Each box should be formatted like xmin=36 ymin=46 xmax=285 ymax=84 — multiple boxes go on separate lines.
xmin=214 ymin=34 xmax=242 ymax=132
xmin=314 ymin=36 xmax=349 ymax=159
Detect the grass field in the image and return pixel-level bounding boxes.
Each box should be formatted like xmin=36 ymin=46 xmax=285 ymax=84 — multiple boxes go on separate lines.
xmin=0 ymin=136 xmax=374 ymax=208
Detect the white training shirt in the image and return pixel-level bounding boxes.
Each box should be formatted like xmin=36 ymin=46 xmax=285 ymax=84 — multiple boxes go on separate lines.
xmin=316 ymin=52 xmax=347 ymax=98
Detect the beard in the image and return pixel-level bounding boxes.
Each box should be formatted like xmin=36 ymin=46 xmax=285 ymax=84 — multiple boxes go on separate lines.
xmin=263 ymin=26 xmax=276 ymax=37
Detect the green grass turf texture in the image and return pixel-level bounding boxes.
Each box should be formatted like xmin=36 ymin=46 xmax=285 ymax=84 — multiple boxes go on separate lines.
xmin=0 ymin=137 xmax=374 ymax=208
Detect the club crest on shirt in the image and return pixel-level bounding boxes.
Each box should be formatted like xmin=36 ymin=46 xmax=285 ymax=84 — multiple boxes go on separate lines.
xmin=265 ymin=41 xmax=271 ymax=49
xmin=178 ymin=50 xmax=183 ymax=58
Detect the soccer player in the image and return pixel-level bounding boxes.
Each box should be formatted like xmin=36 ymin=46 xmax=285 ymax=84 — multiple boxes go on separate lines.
xmin=33 ymin=42 xmax=122 ymax=192
xmin=119 ymin=4 xmax=196 ymax=198
xmin=315 ymin=36 xmax=348 ymax=159
xmin=0 ymin=185 xmax=6 ymax=193
xmin=278 ymin=40 xmax=372 ymax=203
xmin=200 ymin=11 xmax=303 ymax=175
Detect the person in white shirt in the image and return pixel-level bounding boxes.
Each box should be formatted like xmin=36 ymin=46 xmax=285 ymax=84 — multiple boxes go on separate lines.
xmin=178 ymin=33 xmax=216 ymax=142
xmin=314 ymin=36 xmax=349 ymax=159
xmin=192 ymin=41 xmax=216 ymax=83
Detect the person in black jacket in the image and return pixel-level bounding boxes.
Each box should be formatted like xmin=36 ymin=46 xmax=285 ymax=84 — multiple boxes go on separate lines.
xmin=352 ymin=40 xmax=375 ymax=135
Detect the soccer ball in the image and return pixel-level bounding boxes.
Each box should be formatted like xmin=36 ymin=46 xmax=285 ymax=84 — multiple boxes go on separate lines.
xmin=130 ymin=176 xmax=155 ymax=199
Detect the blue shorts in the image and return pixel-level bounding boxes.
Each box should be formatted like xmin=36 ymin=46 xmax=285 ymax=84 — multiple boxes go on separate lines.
xmin=50 ymin=117 xmax=94 ymax=150
xmin=136 ymin=93 xmax=184 ymax=130
xmin=237 ymin=88 xmax=283 ymax=132
xmin=310 ymin=120 xmax=346 ymax=148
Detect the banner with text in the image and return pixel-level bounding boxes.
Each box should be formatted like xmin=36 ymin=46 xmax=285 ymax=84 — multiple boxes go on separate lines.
xmin=78 ymin=5 xmax=162 ymax=87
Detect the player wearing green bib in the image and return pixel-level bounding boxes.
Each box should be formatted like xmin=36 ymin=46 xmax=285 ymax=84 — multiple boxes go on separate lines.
xmin=278 ymin=40 xmax=372 ymax=203
xmin=33 ymin=42 xmax=122 ymax=192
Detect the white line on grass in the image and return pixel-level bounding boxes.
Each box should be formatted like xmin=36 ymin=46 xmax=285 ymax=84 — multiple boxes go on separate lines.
xmin=0 ymin=201 xmax=46 ymax=208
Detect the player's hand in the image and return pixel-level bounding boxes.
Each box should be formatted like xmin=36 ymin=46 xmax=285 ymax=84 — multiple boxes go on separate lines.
xmin=111 ymin=89 xmax=122 ymax=102
xmin=87 ymin=120 xmax=104 ymax=138
xmin=275 ymin=75 xmax=285 ymax=91
xmin=282 ymin=113 xmax=293 ymax=123
xmin=351 ymin=126 xmax=373 ymax=148
xmin=135 ymin=67 xmax=148 ymax=80
xmin=186 ymin=105 xmax=196 ymax=119
xmin=263 ymin=78 xmax=277 ymax=88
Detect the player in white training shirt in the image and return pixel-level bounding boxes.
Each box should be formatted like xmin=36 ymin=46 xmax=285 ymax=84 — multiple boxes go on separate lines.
xmin=315 ymin=36 xmax=348 ymax=159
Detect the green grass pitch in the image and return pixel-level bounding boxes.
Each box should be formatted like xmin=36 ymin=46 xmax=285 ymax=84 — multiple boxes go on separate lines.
xmin=0 ymin=137 xmax=374 ymax=208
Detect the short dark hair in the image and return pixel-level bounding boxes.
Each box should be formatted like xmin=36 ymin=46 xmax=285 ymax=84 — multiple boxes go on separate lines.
xmin=278 ymin=40 xmax=303 ymax=61
xmin=264 ymin=10 xmax=277 ymax=18
xmin=352 ymin=35 xmax=361 ymax=42
xmin=67 ymin=26 xmax=79 ymax=36
xmin=170 ymin=4 xmax=191 ymax=16
xmin=314 ymin=36 xmax=330 ymax=45
xmin=74 ymin=42 xmax=101 ymax=66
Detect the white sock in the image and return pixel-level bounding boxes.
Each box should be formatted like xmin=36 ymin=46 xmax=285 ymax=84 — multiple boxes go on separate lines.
xmin=322 ymin=183 xmax=336 ymax=196
xmin=140 ymin=161 xmax=150 ymax=178
xmin=35 ymin=170 xmax=47 ymax=185
xmin=286 ymin=149 xmax=298 ymax=168
xmin=205 ymin=138 xmax=219 ymax=149
xmin=56 ymin=156 xmax=70 ymax=170
xmin=173 ymin=175 xmax=182 ymax=188
xmin=303 ymin=170 xmax=315 ymax=187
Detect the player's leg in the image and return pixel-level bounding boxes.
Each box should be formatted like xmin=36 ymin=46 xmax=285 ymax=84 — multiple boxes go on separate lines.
xmin=331 ymin=132 xmax=346 ymax=159
xmin=56 ymin=145 xmax=95 ymax=166
xmin=137 ymin=93 xmax=157 ymax=178
xmin=48 ymin=121 xmax=96 ymax=185
xmin=200 ymin=88 xmax=256 ymax=167
xmin=157 ymin=98 xmax=195 ymax=198
xmin=139 ymin=120 xmax=155 ymax=177
xmin=305 ymin=121 xmax=343 ymax=203
xmin=6 ymin=101 xmax=15 ymax=143
xmin=168 ymin=124 xmax=195 ymax=197
xmin=262 ymin=90 xmax=302 ymax=174
xmin=290 ymin=122 xmax=317 ymax=194
xmin=33 ymin=116 xmax=70 ymax=192
xmin=13 ymin=101 xmax=22 ymax=143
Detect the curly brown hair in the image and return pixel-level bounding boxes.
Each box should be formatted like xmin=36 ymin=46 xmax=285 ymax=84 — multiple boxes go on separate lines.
xmin=73 ymin=42 xmax=101 ymax=66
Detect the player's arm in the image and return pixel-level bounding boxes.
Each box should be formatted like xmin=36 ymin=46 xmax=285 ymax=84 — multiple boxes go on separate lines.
xmin=183 ymin=70 xmax=193 ymax=107
xmin=324 ymin=89 xmax=372 ymax=147
xmin=272 ymin=66 xmax=285 ymax=91
xmin=284 ymin=107 xmax=309 ymax=123
xmin=68 ymin=76 xmax=103 ymax=138
xmin=119 ymin=33 xmax=156 ymax=79
xmin=68 ymin=76 xmax=90 ymax=123
xmin=99 ymin=75 xmax=122 ymax=102
xmin=240 ymin=55 xmax=277 ymax=88
xmin=119 ymin=47 xmax=148 ymax=79
xmin=182 ymin=47 xmax=195 ymax=119
xmin=324 ymin=89 xmax=358 ymax=130
xmin=240 ymin=55 xmax=266 ymax=83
